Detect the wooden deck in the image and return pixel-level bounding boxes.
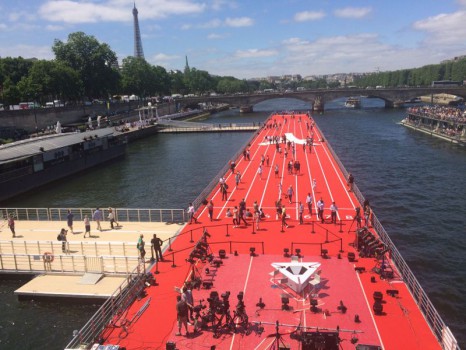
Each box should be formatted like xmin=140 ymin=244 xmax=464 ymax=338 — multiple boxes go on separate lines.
xmin=0 ymin=219 xmax=185 ymax=299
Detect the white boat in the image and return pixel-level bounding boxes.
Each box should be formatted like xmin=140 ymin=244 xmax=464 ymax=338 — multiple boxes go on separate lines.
xmin=345 ymin=97 xmax=361 ymax=108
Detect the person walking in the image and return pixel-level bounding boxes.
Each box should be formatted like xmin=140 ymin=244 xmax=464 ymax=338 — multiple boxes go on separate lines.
xmin=176 ymin=295 xmax=189 ymax=336
xmin=235 ymin=171 xmax=241 ymax=187
xmin=7 ymin=214 xmax=15 ymax=238
xmin=107 ymin=207 xmax=117 ymax=229
xmin=207 ymin=200 xmax=214 ymax=221
xmin=298 ymin=201 xmax=304 ymax=224
xmin=274 ymin=164 xmax=279 ymax=178
xmin=312 ymin=179 xmax=317 ymax=193
xmin=188 ymin=203 xmax=197 ymax=224
xmin=83 ymin=215 xmax=91 ymax=238
xmin=66 ymin=209 xmax=74 ymax=233
xmin=257 ymin=165 xmax=263 ymax=180
xmin=220 ymin=182 xmax=228 ymax=201
xmin=93 ymin=208 xmax=103 ymax=231
xmin=137 ymin=234 xmax=146 ymax=260
xmin=287 ymin=185 xmax=294 ymax=204
xmin=238 ymin=199 xmax=248 ymax=226
xmin=317 ymin=198 xmax=325 ymax=224
xmin=254 ymin=210 xmax=261 ymax=230
xmin=151 ymin=233 xmax=164 ymax=261
xmin=330 ymin=201 xmax=338 ymax=224
xmin=347 ymin=173 xmax=354 ymax=192
xmin=266 ymin=155 xmax=270 ymax=167
xmin=306 ymin=193 xmax=313 ymax=216
xmin=58 ymin=228 xmax=68 ymax=253
xmin=281 ymin=205 xmax=288 ymax=229
xmin=233 ymin=206 xmax=239 ymax=228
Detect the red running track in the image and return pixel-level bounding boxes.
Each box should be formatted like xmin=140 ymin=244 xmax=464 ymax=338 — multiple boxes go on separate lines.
xmin=102 ymin=113 xmax=441 ymax=350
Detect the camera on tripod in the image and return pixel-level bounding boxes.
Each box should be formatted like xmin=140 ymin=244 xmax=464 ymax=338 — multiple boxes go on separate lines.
xmin=193 ymin=299 xmax=206 ymax=313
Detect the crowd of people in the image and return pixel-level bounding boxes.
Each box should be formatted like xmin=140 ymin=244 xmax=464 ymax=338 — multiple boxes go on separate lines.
xmin=406 ymin=105 xmax=466 ymax=138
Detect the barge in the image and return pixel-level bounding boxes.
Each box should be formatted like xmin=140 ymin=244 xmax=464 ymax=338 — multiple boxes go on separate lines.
xmin=0 ymin=129 xmax=126 ymax=202
xmin=65 ymin=112 xmax=460 ymax=350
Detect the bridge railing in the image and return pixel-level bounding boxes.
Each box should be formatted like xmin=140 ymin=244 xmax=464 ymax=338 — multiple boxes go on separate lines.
xmin=0 ymin=253 xmax=139 ymax=275
xmin=314 ymin=123 xmax=460 ymax=349
xmin=0 ymin=208 xmax=187 ymax=223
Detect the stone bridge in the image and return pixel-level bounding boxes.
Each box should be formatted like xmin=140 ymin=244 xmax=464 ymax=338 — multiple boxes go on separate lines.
xmin=178 ymin=87 xmax=466 ymax=112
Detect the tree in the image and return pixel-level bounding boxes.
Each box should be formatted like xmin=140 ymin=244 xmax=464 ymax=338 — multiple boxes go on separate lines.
xmin=120 ymin=56 xmax=156 ymax=98
xmin=52 ymin=32 xmax=119 ymax=99
xmin=170 ymin=70 xmax=187 ymax=95
xmin=185 ymin=68 xmax=214 ymax=95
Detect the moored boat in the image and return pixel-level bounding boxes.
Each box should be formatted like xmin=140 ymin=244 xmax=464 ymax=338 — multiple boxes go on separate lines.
xmin=0 ymin=129 xmax=126 ymax=202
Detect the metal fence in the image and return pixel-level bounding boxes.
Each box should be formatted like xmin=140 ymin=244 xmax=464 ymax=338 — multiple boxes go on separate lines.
xmin=0 ymin=207 xmax=187 ymax=223
xmin=65 ymin=265 xmax=146 ymax=349
xmin=314 ymin=123 xmax=460 ymax=350
xmin=0 ymin=253 xmax=139 ymax=274
xmin=0 ymin=239 xmax=137 ymax=259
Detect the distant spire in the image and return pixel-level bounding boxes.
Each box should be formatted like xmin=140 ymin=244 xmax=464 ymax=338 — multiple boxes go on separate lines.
xmin=184 ymin=55 xmax=190 ymax=74
xmin=133 ymin=2 xmax=144 ymax=59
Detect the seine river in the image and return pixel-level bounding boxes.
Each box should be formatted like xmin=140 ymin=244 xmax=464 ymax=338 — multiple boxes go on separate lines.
xmin=1 ymin=98 xmax=465 ymax=349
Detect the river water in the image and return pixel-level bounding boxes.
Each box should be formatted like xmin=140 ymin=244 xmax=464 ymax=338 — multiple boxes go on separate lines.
xmin=1 ymin=98 xmax=465 ymax=349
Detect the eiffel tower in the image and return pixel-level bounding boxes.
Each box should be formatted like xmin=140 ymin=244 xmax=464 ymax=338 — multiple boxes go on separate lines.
xmin=133 ymin=2 xmax=144 ymax=59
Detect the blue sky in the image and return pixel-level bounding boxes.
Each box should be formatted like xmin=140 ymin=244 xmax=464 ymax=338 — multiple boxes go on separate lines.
xmin=1 ymin=0 xmax=465 ymax=79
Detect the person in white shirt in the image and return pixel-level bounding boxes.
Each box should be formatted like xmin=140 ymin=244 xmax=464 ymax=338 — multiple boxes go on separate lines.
xmin=187 ymin=203 xmax=197 ymax=224
xmin=317 ymin=198 xmax=325 ymax=223
xmin=330 ymin=201 xmax=338 ymax=224
xmin=305 ymin=193 xmax=313 ymax=215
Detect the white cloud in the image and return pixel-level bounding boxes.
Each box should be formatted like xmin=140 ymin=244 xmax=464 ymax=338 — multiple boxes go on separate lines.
xmin=38 ymin=0 xmax=206 ymax=24
xmin=234 ymin=48 xmax=278 ymax=59
xmin=334 ymin=7 xmax=372 ymax=19
xmin=211 ymin=0 xmax=238 ymax=11
xmin=225 ymin=17 xmax=254 ymax=27
xmin=0 ymin=44 xmax=54 ymax=60
xmin=413 ymin=11 xmax=466 ymax=45
xmin=207 ymin=33 xmax=225 ymax=40
xmin=152 ymin=53 xmax=180 ymax=65
xmin=46 ymin=24 xmax=64 ymax=31
xmin=198 ymin=19 xmax=223 ymax=29
xmin=294 ymin=11 xmax=325 ymax=22
xmin=185 ymin=17 xmax=252 ymax=30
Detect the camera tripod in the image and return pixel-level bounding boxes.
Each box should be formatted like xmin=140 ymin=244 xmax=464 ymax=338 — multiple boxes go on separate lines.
xmin=266 ymin=321 xmax=290 ymax=350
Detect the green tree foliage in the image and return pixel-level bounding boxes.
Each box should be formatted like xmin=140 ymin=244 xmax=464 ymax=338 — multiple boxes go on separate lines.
xmin=170 ymin=70 xmax=187 ymax=95
xmin=1 ymin=77 xmax=20 ymax=105
xmin=216 ymin=77 xmax=249 ymax=94
xmin=185 ymin=68 xmax=215 ymax=95
xmin=52 ymin=32 xmax=119 ymax=99
xmin=0 ymin=57 xmax=34 ymax=85
xmin=27 ymin=60 xmax=82 ymax=102
xmin=355 ymin=58 xmax=466 ymax=87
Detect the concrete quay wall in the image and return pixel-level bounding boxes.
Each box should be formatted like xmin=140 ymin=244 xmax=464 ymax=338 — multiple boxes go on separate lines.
xmin=0 ymin=102 xmax=176 ymax=133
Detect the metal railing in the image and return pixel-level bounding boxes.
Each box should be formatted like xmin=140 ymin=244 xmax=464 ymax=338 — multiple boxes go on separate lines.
xmin=0 ymin=253 xmax=139 ymax=275
xmin=0 ymin=240 xmax=137 ymax=259
xmin=65 ymin=264 xmax=146 ymax=349
xmin=157 ymin=124 xmax=261 ymax=133
xmin=0 ymin=207 xmax=187 ymax=223
xmin=315 ymin=123 xmax=460 ymax=350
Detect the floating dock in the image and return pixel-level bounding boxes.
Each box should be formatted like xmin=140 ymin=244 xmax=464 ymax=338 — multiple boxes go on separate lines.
xmin=62 ymin=112 xmax=459 ymax=350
